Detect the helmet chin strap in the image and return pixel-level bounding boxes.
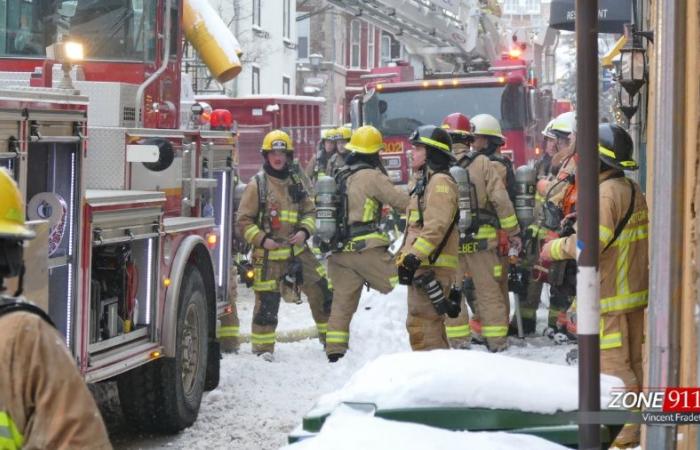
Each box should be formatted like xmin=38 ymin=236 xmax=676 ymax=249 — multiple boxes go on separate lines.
xmin=13 ymin=265 xmax=25 ymax=297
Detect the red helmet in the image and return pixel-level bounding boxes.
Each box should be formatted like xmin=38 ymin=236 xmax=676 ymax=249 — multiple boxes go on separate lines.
xmin=441 ymin=113 xmax=472 ymax=136
xmin=210 ymin=109 xmax=233 ymax=130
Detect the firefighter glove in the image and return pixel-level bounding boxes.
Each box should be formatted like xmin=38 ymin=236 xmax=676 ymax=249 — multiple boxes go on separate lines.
xmin=397 ymin=253 xmax=421 ymax=285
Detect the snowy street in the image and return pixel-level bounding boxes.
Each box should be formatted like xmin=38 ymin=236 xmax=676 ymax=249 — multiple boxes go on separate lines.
xmin=105 ymin=283 xmax=576 ymax=450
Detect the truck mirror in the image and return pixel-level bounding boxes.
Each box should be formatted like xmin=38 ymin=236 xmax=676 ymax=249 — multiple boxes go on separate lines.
xmin=379 ymin=100 xmax=388 ymax=114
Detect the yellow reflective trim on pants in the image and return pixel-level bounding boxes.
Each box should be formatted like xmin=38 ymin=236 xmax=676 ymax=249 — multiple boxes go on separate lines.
xmin=499 ymin=214 xmax=518 ymax=229
xmin=408 ymin=210 xmax=420 ymax=223
xmin=326 ymin=330 xmax=350 ymax=343
xmin=244 ymin=224 xmax=262 ymax=243
xmin=475 ymin=225 xmax=497 ymax=240
xmin=446 ymin=324 xmax=471 ymax=338
xmin=481 ymin=325 xmax=508 ymax=338
xmin=600 ymin=290 xmax=648 ymax=314
xmin=253 ymin=279 xmax=277 ymax=291
xmin=413 ymin=237 xmax=436 ymax=256
xmin=217 ymin=325 xmax=240 ymax=338
xmin=389 ymin=275 xmax=399 ymax=288
xmin=362 ymin=198 xmax=379 ymax=222
xmin=493 ymin=264 xmax=502 ymax=278
xmin=421 ymin=253 xmax=458 ymax=269
xmin=251 ymin=332 xmax=276 ymax=344
xmin=599 ymin=318 xmax=623 ymax=350
xmin=550 ymin=238 xmax=565 ymax=260
xmin=0 ymin=412 xmax=24 ymax=450
xmin=316 ymin=323 xmax=328 ymax=333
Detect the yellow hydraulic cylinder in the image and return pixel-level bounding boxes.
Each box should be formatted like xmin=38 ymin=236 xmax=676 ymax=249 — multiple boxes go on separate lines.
xmin=183 ymin=0 xmax=243 ymax=83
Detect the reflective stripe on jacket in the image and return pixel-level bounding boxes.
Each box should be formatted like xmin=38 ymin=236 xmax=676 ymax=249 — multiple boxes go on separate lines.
xmin=548 ymin=171 xmax=649 ymax=314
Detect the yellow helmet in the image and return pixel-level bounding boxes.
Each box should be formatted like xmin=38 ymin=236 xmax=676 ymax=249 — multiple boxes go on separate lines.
xmin=321 ymin=128 xmax=337 ymax=140
xmin=344 ymin=125 xmax=384 ymax=154
xmin=334 ymin=126 xmax=352 ymax=141
xmin=0 ymin=169 xmax=34 ymax=240
xmin=261 ymin=130 xmax=294 ymax=152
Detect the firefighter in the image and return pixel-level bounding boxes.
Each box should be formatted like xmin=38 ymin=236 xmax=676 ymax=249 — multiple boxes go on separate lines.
xmin=326 ymin=126 xmax=352 ymax=176
xmin=540 ymin=123 xmax=648 ymax=448
xmin=540 ymin=112 xmax=578 ymax=337
xmin=236 ymin=130 xmax=333 ymax=360
xmin=396 ymin=125 xmax=461 ymax=351
xmin=445 ymin=114 xmax=520 ymax=351
xmin=471 ymin=113 xmax=518 ymax=318
xmin=324 ymin=126 xmax=409 ymax=362
xmin=0 ymin=169 xmax=112 ymax=450
xmin=218 ymin=264 xmax=240 ymax=353
xmin=439 ymin=113 xmax=475 ymax=348
xmin=509 ymin=120 xmax=559 ymax=335
xmin=305 ymin=128 xmax=337 ymax=182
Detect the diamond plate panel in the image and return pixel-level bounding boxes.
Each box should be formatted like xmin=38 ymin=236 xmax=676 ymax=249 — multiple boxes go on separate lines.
xmin=85 ymin=126 xmax=127 ymax=189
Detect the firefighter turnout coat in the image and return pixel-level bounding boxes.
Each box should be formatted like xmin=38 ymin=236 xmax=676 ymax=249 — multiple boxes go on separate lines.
xmin=0 ymin=310 xmax=112 ymax=450
xmin=325 ymin=166 xmax=409 ymax=356
xmin=400 ymin=169 xmax=459 ymax=351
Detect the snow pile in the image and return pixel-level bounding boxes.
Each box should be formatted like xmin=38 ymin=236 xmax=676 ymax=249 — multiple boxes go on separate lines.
xmin=282 ymin=405 xmax=569 ymax=450
xmin=311 ymin=350 xmax=624 ymax=416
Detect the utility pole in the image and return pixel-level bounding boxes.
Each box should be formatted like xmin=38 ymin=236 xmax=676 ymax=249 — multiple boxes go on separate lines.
xmin=575 ymin=1 xmax=600 ymax=449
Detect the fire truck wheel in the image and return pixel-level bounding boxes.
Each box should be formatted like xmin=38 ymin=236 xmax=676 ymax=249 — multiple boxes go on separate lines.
xmin=117 ymin=263 xmax=209 ymax=433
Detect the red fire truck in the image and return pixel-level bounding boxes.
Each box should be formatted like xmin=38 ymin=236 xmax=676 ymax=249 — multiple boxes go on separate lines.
xmin=351 ymin=54 xmax=543 ymax=185
xmin=196 ymin=95 xmax=324 ymax=181
xmin=0 ymin=0 xmax=240 ymax=432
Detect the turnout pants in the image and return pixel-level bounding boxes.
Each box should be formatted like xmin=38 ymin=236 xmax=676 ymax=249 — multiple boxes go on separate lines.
xmin=251 ymin=250 xmax=331 ymax=354
xmin=444 ymin=257 xmax=471 ymax=349
xmin=325 ymin=247 xmax=398 ymax=356
xmin=463 ymin=249 xmax=509 ymax=350
xmin=407 ymin=267 xmax=455 ymax=351
xmin=218 ymin=264 xmax=241 ymax=352
xmin=601 ymin=308 xmax=645 ymax=447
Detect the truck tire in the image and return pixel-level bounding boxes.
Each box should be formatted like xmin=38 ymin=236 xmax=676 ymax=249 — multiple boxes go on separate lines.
xmin=118 ymin=263 xmax=209 ymax=433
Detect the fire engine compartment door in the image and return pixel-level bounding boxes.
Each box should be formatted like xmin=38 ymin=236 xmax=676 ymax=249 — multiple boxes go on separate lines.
xmin=91 ymin=207 xmax=162 ymax=246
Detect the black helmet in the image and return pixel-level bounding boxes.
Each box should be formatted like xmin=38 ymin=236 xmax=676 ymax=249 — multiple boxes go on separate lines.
xmin=409 ymin=125 xmax=454 ymax=160
xmin=598 ymin=123 xmax=638 ymax=171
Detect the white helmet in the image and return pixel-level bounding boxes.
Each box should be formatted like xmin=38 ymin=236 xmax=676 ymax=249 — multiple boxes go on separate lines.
xmin=542 ymin=119 xmax=556 ymax=140
xmin=471 ymin=114 xmax=505 ymax=140
xmin=550 ymin=111 xmax=576 ymax=137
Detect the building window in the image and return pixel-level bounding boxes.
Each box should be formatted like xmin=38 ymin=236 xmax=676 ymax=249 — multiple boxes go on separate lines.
xmin=368 ymin=24 xmax=375 ymax=69
xmin=252 ymin=0 xmax=261 ymax=27
xmin=283 ymin=76 xmax=291 ymax=95
xmin=297 ymin=12 xmax=309 ymax=60
xmin=283 ymin=0 xmax=291 ymax=39
xmin=350 ymin=20 xmax=360 ymax=68
xmin=252 ymin=66 xmax=260 ymax=94
xmin=381 ymin=34 xmax=391 ymax=65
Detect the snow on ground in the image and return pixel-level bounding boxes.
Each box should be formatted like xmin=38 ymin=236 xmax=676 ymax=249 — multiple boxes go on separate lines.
xmin=109 ymin=282 xmax=577 ymax=450
xmin=282 ymin=405 xmax=570 ymax=450
xmin=311 ymin=350 xmax=623 ymax=417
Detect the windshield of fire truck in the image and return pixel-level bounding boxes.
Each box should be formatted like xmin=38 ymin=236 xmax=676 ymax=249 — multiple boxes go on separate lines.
xmin=364 ymin=84 xmax=526 ymax=137
xmin=0 ymin=0 xmax=157 ymax=61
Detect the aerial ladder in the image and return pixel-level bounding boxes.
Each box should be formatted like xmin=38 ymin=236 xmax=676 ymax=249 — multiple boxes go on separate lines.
xmin=325 ymin=0 xmax=509 ymax=73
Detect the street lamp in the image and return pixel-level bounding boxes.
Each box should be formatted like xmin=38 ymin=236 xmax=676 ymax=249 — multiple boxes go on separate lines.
xmin=618 ymin=26 xmax=647 ymax=98
xmin=618 ymin=88 xmax=638 ymax=121
xmin=309 ymin=53 xmax=323 ymax=74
